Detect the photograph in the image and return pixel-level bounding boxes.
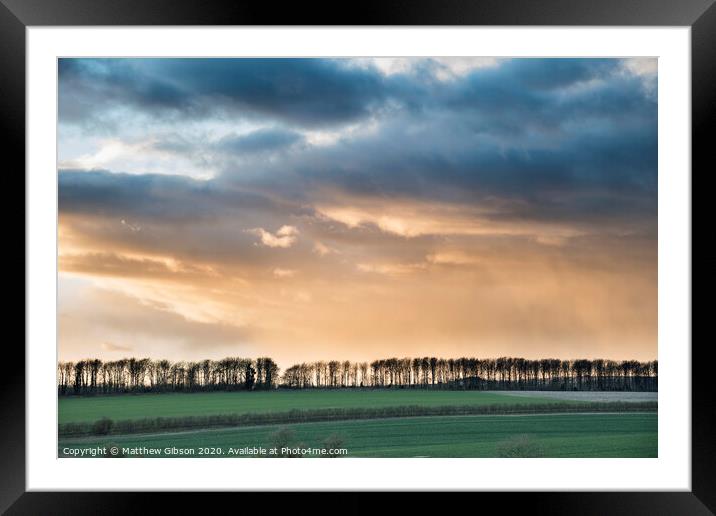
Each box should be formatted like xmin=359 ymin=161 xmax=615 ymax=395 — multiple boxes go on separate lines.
xmin=56 ymin=56 xmax=658 ymax=459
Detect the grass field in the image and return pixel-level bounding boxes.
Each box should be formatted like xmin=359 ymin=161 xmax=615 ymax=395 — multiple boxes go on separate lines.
xmin=59 ymin=390 xmax=568 ymax=424
xmin=58 ymin=412 xmax=657 ymax=458
xmin=58 ymin=391 xmax=657 ymax=458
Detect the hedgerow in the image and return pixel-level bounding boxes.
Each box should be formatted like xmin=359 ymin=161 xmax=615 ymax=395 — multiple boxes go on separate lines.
xmin=58 ymin=401 xmax=657 ymax=438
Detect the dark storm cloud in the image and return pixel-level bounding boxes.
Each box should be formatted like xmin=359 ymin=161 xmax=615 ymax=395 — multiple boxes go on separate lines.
xmin=59 ymin=58 xmax=657 ymax=236
xmin=216 ymin=128 xmax=304 ymax=154
xmin=58 ymin=169 xmax=317 ymax=270
xmin=208 ymin=68 xmax=656 ymax=231
xmin=58 ymin=169 xmax=309 ymax=223
xmin=59 ymin=58 xmax=641 ymax=130
xmin=441 ymin=62 xmax=656 ymax=141
xmin=59 ymin=58 xmax=390 ymax=128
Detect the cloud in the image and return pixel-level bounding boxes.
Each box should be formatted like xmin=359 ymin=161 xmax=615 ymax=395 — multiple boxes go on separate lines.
xmin=101 ymin=342 xmax=133 ymax=352
xmin=426 ymin=251 xmax=481 ymax=266
xmin=357 ymin=262 xmax=427 ymax=276
xmin=313 ymin=241 xmax=338 ymax=256
xmin=59 ymin=58 xmax=657 ymax=237
xmin=120 ymin=219 xmax=141 ymax=232
xmin=352 ymin=57 xmax=501 ymax=81
xmin=58 ymin=169 xmax=304 ymax=226
xmin=59 ymin=58 xmax=391 ymax=129
xmin=59 ymin=283 xmax=253 ymax=357
xmin=247 ymin=225 xmax=299 ymax=248
xmin=619 ymin=58 xmax=657 ymax=98
xmin=59 ymin=137 xmax=217 ymax=180
xmin=59 ymin=252 xmax=219 ymax=281
xmin=57 ymin=58 xmax=657 ymax=364
xmin=217 ymin=128 xmax=303 ymax=154
xmin=315 ymin=200 xmax=586 ymax=240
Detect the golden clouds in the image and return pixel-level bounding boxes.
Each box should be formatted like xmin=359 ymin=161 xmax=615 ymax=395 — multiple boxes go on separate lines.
xmin=356 ymin=262 xmax=428 ymax=276
xmin=426 ymin=250 xmax=481 ymax=266
xmin=312 ymin=241 xmax=338 ymax=256
xmin=273 ymin=268 xmax=297 ymax=278
xmin=246 ymin=225 xmax=299 ymax=248
xmin=315 ymin=198 xmax=584 ymax=241
xmin=58 ymin=194 xmax=656 ymax=366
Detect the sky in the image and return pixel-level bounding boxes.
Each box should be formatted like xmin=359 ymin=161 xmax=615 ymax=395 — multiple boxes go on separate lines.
xmin=58 ymin=57 xmax=658 ymax=368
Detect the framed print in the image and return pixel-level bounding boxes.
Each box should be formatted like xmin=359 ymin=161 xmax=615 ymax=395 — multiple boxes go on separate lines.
xmin=5 ymin=0 xmax=713 ymax=512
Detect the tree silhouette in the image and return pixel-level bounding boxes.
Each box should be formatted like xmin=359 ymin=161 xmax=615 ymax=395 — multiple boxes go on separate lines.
xmin=58 ymin=355 xmax=657 ymax=395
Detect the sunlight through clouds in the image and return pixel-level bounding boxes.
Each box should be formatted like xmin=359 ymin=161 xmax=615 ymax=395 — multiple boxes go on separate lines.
xmin=58 ymin=57 xmax=657 ymax=366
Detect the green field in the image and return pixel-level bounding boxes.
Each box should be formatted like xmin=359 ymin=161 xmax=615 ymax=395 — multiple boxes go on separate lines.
xmin=58 ymin=391 xmax=656 ymax=458
xmin=58 ymin=412 xmax=657 ymax=458
xmin=59 ymin=390 xmax=566 ymax=424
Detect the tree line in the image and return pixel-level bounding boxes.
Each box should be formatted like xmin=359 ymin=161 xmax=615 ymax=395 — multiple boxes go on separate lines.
xmin=58 ymin=356 xmax=657 ymax=395
xmin=57 ymin=357 xmax=279 ymax=395
xmin=282 ymin=357 xmax=657 ymax=391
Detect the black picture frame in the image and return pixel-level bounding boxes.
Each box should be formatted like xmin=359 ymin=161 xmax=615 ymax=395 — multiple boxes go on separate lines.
xmin=4 ymin=0 xmax=713 ymax=513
